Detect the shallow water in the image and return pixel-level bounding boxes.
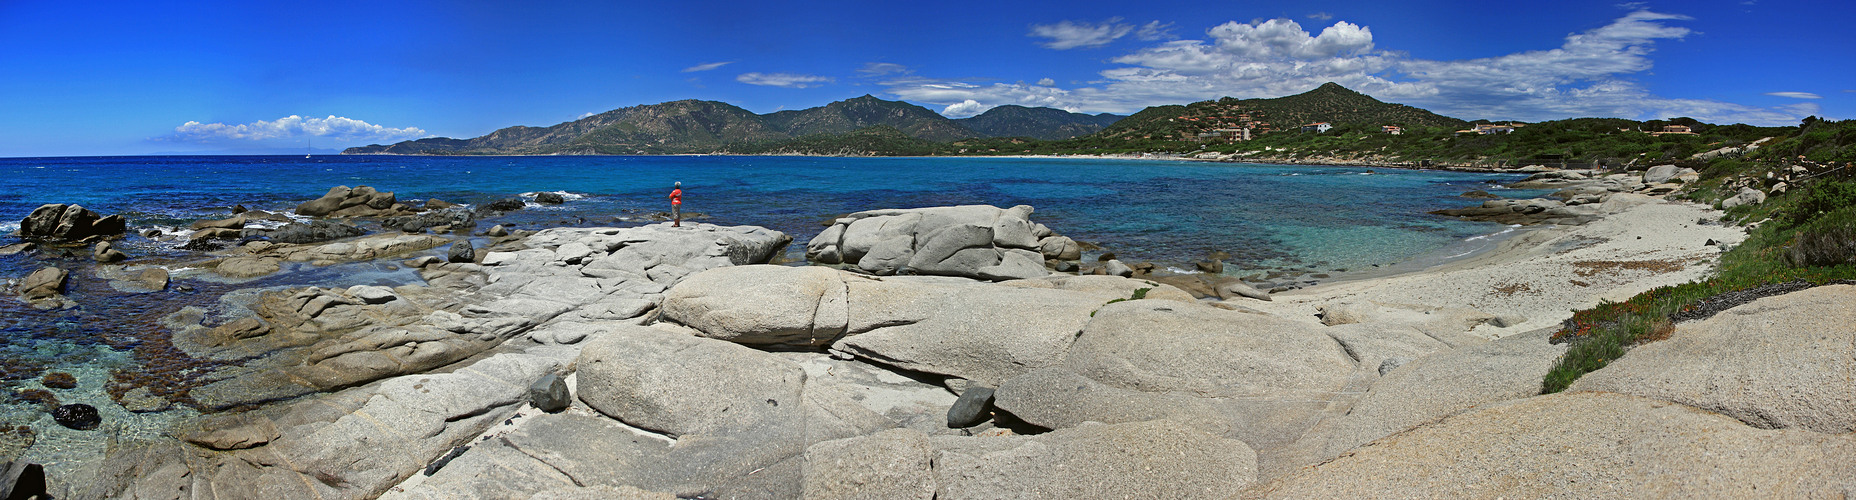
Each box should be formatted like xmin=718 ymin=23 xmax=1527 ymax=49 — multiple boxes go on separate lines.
xmin=0 ymin=155 xmax=1536 ymax=435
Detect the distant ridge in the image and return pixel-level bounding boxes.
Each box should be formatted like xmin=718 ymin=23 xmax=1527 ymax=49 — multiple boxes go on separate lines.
xmin=1096 ymin=82 xmax=1468 ymax=142
xmin=345 ymin=96 xmax=1122 ymax=155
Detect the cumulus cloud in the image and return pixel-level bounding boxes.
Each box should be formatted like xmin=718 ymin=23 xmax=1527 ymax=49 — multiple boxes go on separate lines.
xmin=1764 ymin=91 xmax=1822 ymax=99
xmin=737 ymin=72 xmax=835 ymax=88
xmin=943 ymin=100 xmax=990 ymax=118
xmin=1029 ymin=18 xmax=1135 ymax=49
xmin=1037 ymin=78 xmax=1056 ymax=86
xmin=165 ymin=115 xmax=427 ymax=143
xmin=889 ymin=10 xmax=1811 ymax=126
xmin=1136 ymin=21 xmax=1177 ymax=41
xmin=682 ymin=61 xmax=734 ymax=72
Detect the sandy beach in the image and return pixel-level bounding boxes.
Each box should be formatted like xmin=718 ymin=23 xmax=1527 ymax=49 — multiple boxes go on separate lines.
xmin=1246 ymin=197 xmax=1748 ymax=337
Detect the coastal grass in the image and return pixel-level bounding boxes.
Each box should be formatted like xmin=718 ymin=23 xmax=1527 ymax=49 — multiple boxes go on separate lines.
xmin=1542 ymin=179 xmax=1856 ymax=393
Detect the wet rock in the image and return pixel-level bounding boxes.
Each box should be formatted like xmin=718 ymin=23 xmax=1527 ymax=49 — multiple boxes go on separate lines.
xmin=20 ymin=267 xmax=68 ymax=300
xmin=40 ymin=371 xmax=76 ymax=389
xmin=0 ymin=242 xmax=35 ymax=256
xmin=259 ymin=219 xmax=365 ymax=244
xmin=483 ymin=198 xmax=527 ymax=213
xmin=295 ymin=185 xmax=406 ymax=217
xmin=118 ymin=387 xmax=172 ymax=413
xmin=92 ymin=240 xmax=129 ymax=263
xmin=52 ymin=403 xmax=100 ymax=430
xmin=17 ymin=203 xmax=126 ymax=243
xmin=190 ymin=215 xmax=247 ymax=231
xmin=448 ymin=241 xmax=476 ymax=263
xmin=534 ymin=192 xmax=566 ymax=204
xmin=1460 ymin=190 xmax=1500 ymax=199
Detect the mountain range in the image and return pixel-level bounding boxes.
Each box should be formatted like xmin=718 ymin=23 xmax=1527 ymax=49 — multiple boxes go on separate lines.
xmin=344 ymin=83 xmax=1462 ymax=156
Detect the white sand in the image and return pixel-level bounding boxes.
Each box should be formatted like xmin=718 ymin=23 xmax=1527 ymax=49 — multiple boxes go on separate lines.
xmin=1243 ymin=199 xmax=1749 ymax=338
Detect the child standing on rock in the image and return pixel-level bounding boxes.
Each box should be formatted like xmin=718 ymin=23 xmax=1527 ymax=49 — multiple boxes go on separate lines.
xmin=668 ymin=181 xmax=683 ymax=227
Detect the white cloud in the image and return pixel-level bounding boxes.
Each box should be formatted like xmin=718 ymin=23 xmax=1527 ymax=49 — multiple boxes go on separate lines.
xmin=1037 ymin=78 xmax=1056 ymax=86
xmin=682 ymin=61 xmax=734 ymax=72
xmin=166 ymin=115 xmax=427 ymax=143
xmin=1764 ymin=91 xmax=1822 ymax=99
xmin=1029 ymin=18 xmax=1135 ymax=49
xmin=1136 ymin=21 xmax=1177 ymax=41
xmin=887 ymin=11 xmax=1813 ymax=126
xmin=736 ymin=72 xmax=835 ymax=88
xmin=579 ymin=112 xmax=596 ymax=119
xmin=1307 ymin=12 xmax=1334 ymax=21
xmin=943 ymin=100 xmax=990 ymax=118
xmin=857 ymin=63 xmax=911 ymax=77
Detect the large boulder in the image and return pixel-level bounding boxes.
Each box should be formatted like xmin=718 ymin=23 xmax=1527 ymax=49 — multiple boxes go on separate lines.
xmin=803 ymin=429 xmax=936 ymax=500
xmin=16 ymin=204 xmax=126 ymax=243
xmin=931 ymin=419 xmax=1258 ymax=499
xmin=1247 ymin=392 xmax=1856 ymax=498
xmin=995 ymin=300 xmax=1356 ymax=451
xmin=1428 ymin=198 xmax=1598 ymax=225
xmin=1641 ymin=164 xmax=1680 ymax=184
xmin=1570 ymin=284 xmax=1856 ymax=433
xmin=258 ymin=220 xmax=365 ymax=244
xmin=577 ymin=325 xmax=806 ymax=439
xmin=662 ymin=265 xmax=1197 ymax=384
xmin=806 ymin=205 xmax=1050 ymax=281
xmin=19 ymin=267 xmax=69 ymax=300
xmin=1720 ymin=186 xmax=1767 ymax=209
xmin=294 ymin=185 xmax=407 ymax=217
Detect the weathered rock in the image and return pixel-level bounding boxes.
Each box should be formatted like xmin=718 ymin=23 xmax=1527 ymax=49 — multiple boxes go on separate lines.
xmin=382 ymin=208 xmax=476 ymax=233
xmin=19 ymin=267 xmax=69 ymax=300
xmin=447 ymin=241 xmax=476 ymax=263
xmin=932 ymin=419 xmax=1258 ymax=499
xmin=92 ymin=240 xmax=128 ymax=263
xmin=52 ymin=403 xmax=100 ymax=430
xmin=1195 ymin=260 xmax=1224 ymax=273
xmin=260 ymin=219 xmax=366 ymax=244
xmin=945 ymin=386 xmax=995 ymax=428
xmin=486 ymin=224 xmax=509 ymax=237
xmin=1103 ymin=259 xmax=1133 ymax=277
xmin=577 ymin=325 xmax=805 ymax=438
xmin=804 ymin=429 xmax=936 ymax=500
xmin=1248 ymin=392 xmax=1856 ymax=498
xmin=1036 ymin=235 xmax=1082 ymax=261
xmin=0 ymin=462 xmax=46 ymax=500
xmin=1215 ymin=278 xmax=1271 ymax=301
xmin=534 ymin=191 xmax=566 ymax=204
xmin=0 ymin=242 xmax=35 ymax=256
xmin=190 ymin=215 xmax=247 ymax=231
xmin=1720 ymin=186 xmax=1767 ymax=209
xmin=16 ymin=204 xmax=126 ymax=243
xmin=1571 ymin=285 xmax=1856 ymax=433
xmin=806 ymin=205 xmax=1050 ymax=281
xmin=529 ymin=372 xmax=570 ymax=413
xmin=181 ymin=413 xmax=282 ymax=450
xmin=995 ymin=300 xmax=1355 ymax=450
xmin=118 ymin=387 xmax=172 ymax=413
xmin=295 ymin=185 xmax=404 ymax=217
xmin=1429 ymin=198 xmax=1598 ymax=225
xmin=1642 ymin=164 xmax=1680 ymax=184
xmin=661 ymin=265 xmax=852 ymax=348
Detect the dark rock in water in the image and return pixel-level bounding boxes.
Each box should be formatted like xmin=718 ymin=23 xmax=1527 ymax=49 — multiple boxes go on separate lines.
xmin=92 ymin=241 xmax=129 ymax=263
xmin=1097 ymin=252 xmax=1116 ymax=262
xmin=189 ymin=215 xmax=246 ymax=231
xmin=534 ymin=191 xmax=566 ymax=204
xmin=947 ymin=386 xmax=996 ymax=428
xmin=179 ymin=238 xmax=227 ymax=251
xmin=1 ymin=461 xmax=48 ymax=500
xmin=232 ymin=204 xmax=248 ymax=214
xmin=529 ymin=373 xmax=570 ymax=413
xmin=20 ymin=267 xmax=68 ymax=300
xmin=52 ymin=403 xmax=100 ymax=430
xmin=1195 ymin=260 xmax=1224 ymax=274
xmin=18 ymin=204 xmax=127 ymax=243
xmin=1461 ymin=190 xmax=1501 ymax=199
xmin=447 ymin=241 xmax=476 ymax=263
xmin=296 ymin=185 xmax=403 ymax=217
xmin=41 ymin=371 xmax=76 ymax=390
xmin=483 ymin=198 xmax=527 ymax=212
xmin=384 ymin=208 xmax=476 ymax=234
xmin=262 ymin=220 xmax=365 ymax=244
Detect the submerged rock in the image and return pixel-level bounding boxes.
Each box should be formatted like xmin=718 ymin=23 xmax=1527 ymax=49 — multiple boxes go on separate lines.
xmin=52 ymin=403 xmax=100 ymax=430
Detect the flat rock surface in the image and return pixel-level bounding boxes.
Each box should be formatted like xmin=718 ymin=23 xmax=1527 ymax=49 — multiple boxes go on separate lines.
xmin=933 ymin=419 xmax=1258 ymax=499
xmin=1571 ymin=284 xmax=1856 ymax=433
xmin=1248 ymin=392 xmax=1856 ymax=499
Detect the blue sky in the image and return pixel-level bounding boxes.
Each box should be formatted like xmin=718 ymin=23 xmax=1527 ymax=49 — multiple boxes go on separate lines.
xmin=1 ymin=0 xmax=1850 ymax=156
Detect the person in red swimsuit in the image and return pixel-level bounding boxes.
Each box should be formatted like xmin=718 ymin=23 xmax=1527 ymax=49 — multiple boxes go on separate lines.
xmin=668 ymin=181 xmax=683 ymax=227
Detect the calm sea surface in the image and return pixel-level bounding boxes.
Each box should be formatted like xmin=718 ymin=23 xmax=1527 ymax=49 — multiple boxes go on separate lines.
xmin=0 ymin=155 xmax=1536 ymax=432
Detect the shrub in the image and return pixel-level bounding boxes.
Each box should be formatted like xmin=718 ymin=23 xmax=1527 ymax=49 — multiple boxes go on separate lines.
xmin=1789 ymin=207 xmax=1856 ymax=266
xmin=1786 ymin=180 xmax=1856 ymax=227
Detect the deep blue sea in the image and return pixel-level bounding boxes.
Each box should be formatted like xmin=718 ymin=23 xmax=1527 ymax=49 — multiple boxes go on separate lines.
xmin=0 ymin=155 xmax=1538 ymax=437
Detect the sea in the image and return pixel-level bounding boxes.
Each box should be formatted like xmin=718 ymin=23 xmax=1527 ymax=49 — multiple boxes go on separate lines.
xmin=0 ymin=154 xmax=1540 ymax=465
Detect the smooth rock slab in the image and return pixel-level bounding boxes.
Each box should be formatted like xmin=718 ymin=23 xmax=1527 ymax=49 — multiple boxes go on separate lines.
xmin=1571 ymin=284 xmax=1856 ymax=433
xmin=933 ymin=419 xmax=1258 ymax=499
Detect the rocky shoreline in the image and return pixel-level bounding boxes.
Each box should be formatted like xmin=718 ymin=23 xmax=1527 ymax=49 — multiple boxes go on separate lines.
xmin=3 ymin=168 xmax=1852 ymax=498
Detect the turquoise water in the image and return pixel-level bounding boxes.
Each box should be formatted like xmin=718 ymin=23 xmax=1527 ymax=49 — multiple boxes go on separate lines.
xmin=1 ymin=155 xmax=1531 ymax=272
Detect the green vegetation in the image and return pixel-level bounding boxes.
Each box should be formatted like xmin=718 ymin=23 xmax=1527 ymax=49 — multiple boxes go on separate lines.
xmin=722 ymin=125 xmax=952 ymax=156
xmin=1541 ymin=118 xmax=1856 ymax=394
xmin=1092 ymin=287 xmax=1154 ymax=317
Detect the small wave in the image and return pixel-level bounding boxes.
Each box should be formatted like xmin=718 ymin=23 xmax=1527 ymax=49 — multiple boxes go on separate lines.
xmin=1463 ymin=226 xmax=1519 ymax=242
xmin=0 ymin=222 xmax=17 ymax=234
xmin=519 ymin=190 xmax=588 ymax=202
xmin=1162 ymin=266 xmax=1197 ymax=275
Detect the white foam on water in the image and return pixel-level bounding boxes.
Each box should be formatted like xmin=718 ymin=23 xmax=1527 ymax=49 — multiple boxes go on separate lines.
xmin=0 ymin=222 xmax=17 ymax=234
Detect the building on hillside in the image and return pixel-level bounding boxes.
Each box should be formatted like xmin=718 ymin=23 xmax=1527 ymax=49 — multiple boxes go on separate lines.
xmin=1650 ymin=124 xmax=1698 ymax=136
xmin=1301 ymin=122 xmax=1332 ymax=133
xmin=1195 ymin=127 xmax=1253 ymax=143
xmin=1455 ymin=123 xmax=1521 ymax=136
xmin=1382 ymin=125 xmax=1403 ymax=135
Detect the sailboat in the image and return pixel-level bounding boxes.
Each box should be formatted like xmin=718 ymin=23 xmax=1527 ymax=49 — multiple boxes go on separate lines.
xmin=305 ymin=137 xmax=313 ymax=158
